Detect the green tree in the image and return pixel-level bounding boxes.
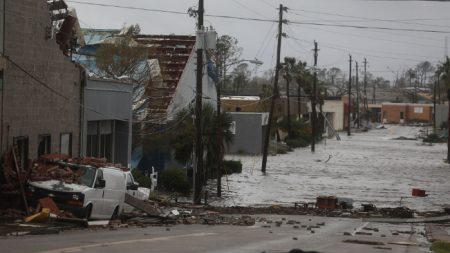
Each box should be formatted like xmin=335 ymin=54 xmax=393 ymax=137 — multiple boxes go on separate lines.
xmin=292 ymin=61 xmax=308 ymax=119
xmin=215 ymin=35 xmax=243 ymax=93
xmin=167 ymin=104 xmax=234 ymax=178
xmin=437 ymin=57 xmax=450 ymax=162
xmin=231 ymin=63 xmax=251 ymax=95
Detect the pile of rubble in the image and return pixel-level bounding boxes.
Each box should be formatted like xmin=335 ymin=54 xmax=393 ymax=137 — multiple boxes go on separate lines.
xmin=30 ymin=163 xmax=80 ymax=183
xmin=29 ymin=154 xmax=125 ymax=183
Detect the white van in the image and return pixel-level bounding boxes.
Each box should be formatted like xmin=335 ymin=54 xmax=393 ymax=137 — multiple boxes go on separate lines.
xmin=27 ymin=166 xmax=127 ymax=220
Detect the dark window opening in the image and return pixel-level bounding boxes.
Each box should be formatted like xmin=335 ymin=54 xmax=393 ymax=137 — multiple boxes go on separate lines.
xmin=13 ymin=136 xmax=29 ymax=170
xmin=100 ymin=134 xmax=112 ymax=161
xmin=37 ymin=134 xmax=51 ymax=157
xmin=400 ymin=112 xmax=404 ymax=120
xmin=87 ymin=134 xmax=99 ymax=157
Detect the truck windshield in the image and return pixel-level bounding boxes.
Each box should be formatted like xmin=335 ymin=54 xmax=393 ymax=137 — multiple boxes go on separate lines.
xmin=77 ymin=167 xmax=96 ymax=187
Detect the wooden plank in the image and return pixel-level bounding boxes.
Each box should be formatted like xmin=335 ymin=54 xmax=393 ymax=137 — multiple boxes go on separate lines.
xmin=124 ymin=193 xmax=161 ymax=217
xmin=12 ymin=146 xmax=29 ymax=215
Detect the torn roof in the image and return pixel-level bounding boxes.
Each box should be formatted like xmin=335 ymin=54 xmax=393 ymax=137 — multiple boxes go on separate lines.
xmin=134 ymin=34 xmax=196 ymax=121
xmin=76 ymin=29 xmax=197 ymax=122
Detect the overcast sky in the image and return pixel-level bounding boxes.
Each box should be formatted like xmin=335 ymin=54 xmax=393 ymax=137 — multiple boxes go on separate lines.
xmin=68 ymin=0 xmax=450 ymax=82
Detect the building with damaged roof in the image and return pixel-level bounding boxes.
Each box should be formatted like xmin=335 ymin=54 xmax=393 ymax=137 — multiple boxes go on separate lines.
xmin=77 ymin=28 xmax=217 ymax=123
xmin=0 ymin=0 xmax=84 ymax=167
xmin=76 ymin=27 xmax=218 ymax=171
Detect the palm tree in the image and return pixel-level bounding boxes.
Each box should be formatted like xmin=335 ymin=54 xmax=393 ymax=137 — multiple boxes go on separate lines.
xmin=282 ymin=57 xmax=296 ymax=137
xmin=293 ymin=61 xmax=308 ymax=120
xmin=169 ymin=104 xmax=233 ymax=186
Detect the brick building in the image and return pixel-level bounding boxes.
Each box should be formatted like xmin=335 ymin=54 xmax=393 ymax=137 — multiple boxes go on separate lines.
xmin=0 ymin=0 xmax=83 ymax=166
xmin=381 ymin=103 xmax=433 ymax=124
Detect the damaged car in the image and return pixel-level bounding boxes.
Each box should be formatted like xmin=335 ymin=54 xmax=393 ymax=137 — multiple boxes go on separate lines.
xmin=26 ymin=163 xmax=127 ymax=220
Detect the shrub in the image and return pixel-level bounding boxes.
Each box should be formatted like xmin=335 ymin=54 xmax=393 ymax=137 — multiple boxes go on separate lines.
xmin=131 ymin=169 xmax=152 ymax=188
xmin=160 ymin=168 xmax=191 ymax=195
xmin=285 ymin=138 xmax=309 ymax=148
xmin=423 ymin=133 xmax=446 ymax=143
xmin=431 ymin=241 xmax=450 ymax=253
xmin=222 ymin=160 xmax=242 ymax=175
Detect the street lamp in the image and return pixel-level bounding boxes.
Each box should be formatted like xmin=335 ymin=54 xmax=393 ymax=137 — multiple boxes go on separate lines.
xmin=215 ymin=58 xmax=262 ymax=197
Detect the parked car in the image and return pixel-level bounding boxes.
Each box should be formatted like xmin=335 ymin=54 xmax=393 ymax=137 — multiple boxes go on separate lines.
xmin=27 ymin=166 xmax=127 ymax=220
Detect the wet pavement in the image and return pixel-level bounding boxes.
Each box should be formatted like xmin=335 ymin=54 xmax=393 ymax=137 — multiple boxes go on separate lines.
xmin=0 ymin=215 xmax=430 ymax=253
xmin=214 ymin=125 xmax=450 ymax=212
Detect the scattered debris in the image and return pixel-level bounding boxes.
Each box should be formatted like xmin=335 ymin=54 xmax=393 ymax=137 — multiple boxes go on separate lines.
xmin=387 ymin=241 xmax=419 ymax=246
xmin=342 ymin=239 xmax=385 ymax=245
xmin=316 ymin=196 xmax=337 ymax=209
xmin=373 ymin=246 xmax=392 ymax=250
xmin=355 ymin=232 xmax=373 ymax=236
xmin=391 ymin=136 xmax=417 ymax=141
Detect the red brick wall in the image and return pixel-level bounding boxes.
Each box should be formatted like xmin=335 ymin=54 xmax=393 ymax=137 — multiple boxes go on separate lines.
xmin=382 ymin=104 xmax=433 ymax=124
xmin=382 ymin=104 xmax=407 ymax=124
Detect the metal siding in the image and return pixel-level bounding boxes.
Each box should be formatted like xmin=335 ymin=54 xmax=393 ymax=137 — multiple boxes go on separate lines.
xmin=226 ymin=113 xmax=263 ymax=155
xmin=85 ymin=79 xmax=133 ymax=121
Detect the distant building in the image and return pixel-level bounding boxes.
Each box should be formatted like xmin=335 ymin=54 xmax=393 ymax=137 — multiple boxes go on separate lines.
xmin=226 ymin=112 xmax=269 ymax=154
xmin=381 ymin=103 xmax=433 ymax=124
xmin=77 ymin=29 xmax=218 ymax=172
xmin=307 ymin=97 xmax=345 ymax=134
xmin=221 ymin=95 xmax=307 ymax=118
xmin=81 ymin=78 xmax=133 ymax=167
xmin=0 ymin=0 xmax=83 ymax=167
xmin=77 ymin=30 xmax=217 ymax=124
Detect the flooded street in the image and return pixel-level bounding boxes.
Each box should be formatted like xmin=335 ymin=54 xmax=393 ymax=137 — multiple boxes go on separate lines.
xmin=214 ymin=125 xmax=450 ymax=211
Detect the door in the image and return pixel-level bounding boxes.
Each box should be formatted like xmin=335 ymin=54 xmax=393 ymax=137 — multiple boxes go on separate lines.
xmin=88 ymin=169 xmax=106 ymax=219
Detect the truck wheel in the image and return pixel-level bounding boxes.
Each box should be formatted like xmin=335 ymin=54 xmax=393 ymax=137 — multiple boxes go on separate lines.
xmin=84 ymin=204 xmax=92 ymax=220
xmin=111 ymin=206 xmax=119 ymax=220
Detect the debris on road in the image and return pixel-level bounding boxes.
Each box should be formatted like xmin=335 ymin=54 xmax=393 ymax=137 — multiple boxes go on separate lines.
xmin=342 ymin=239 xmax=385 ymax=245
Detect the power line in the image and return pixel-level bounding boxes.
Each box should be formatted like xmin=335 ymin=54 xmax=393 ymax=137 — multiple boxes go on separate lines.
xmin=287 ymin=11 xmax=444 ymax=44
xmin=290 ymin=23 xmax=446 ymax=49
xmin=231 ymin=0 xmax=271 ymax=19
xmin=287 ymin=33 xmax=432 ymax=60
xmin=288 ymin=20 xmax=450 ymax=34
xmin=288 ymin=7 xmax=450 ymax=29
xmin=67 ymin=0 xmax=188 ymax=15
xmin=68 ymin=1 xmax=450 ymax=33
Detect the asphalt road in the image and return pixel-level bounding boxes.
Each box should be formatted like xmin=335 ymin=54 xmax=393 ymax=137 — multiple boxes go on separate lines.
xmin=0 ymin=215 xmax=430 ymax=253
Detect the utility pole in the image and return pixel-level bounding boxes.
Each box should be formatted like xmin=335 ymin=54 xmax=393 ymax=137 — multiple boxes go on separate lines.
xmin=363 ymin=58 xmax=368 ymax=122
xmin=311 ymin=41 xmax=318 ymax=152
xmin=414 ymin=71 xmax=418 ymax=103
xmin=355 ymin=61 xmax=360 ymax=128
xmin=438 ymin=71 xmax=441 ymax=104
xmin=261 ymin=4 xmax=286 ymax=173
xmin=216 ymin=73 xmax=222 ymax=197
xmin=193 ymin=0 xmax=204 ymax=204
xmin=373 ymin=85 xmax=376 ymax=104
xmin=347 ymin=55 xmax=352 ymax=136
xmin=434 ymin=79 xmax=437 ymax=132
